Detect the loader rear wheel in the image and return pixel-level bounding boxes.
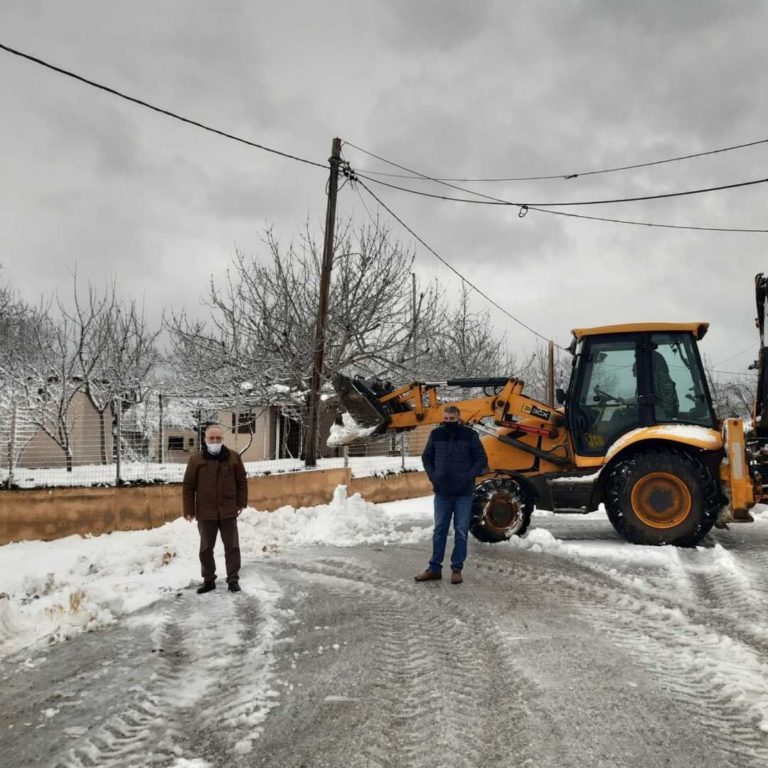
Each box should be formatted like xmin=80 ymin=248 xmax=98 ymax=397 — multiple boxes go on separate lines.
xmin=470 ymin=477 xmax=533 ymax=543
xmin=604 ymin=447 xmax=719 ymax=546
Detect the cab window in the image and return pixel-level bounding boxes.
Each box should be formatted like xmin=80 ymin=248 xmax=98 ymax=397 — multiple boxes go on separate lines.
xmin=570 ymin=338 xmax=639 ymax=454
xmin=650 ymin=333 xmax=716 ymax=426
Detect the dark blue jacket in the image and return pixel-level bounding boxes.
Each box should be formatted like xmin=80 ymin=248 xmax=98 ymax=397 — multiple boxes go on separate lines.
xmin=422 ymin=424 xmax=488 ymax=496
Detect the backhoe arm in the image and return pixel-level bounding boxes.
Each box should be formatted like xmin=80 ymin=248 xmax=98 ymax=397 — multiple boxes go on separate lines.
xmin=332 ymin=373 xmax=563 ymax=444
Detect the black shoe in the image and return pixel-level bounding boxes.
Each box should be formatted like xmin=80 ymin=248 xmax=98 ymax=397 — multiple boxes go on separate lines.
xmin=228 ymin=582 xmax=242 ymax=593
xmin=196 ymin=580 xmax=216 ymax=594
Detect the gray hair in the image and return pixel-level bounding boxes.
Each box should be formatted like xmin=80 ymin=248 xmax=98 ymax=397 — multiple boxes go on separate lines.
xmin=204 ymin=423 xmax=224 ymax=437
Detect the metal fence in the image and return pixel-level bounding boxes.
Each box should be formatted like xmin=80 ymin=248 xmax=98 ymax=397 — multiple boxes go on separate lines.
xmin=0 ymin=391 xmax=430 ymax=490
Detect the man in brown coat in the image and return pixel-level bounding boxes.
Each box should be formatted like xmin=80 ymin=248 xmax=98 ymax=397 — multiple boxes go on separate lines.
xmin=183 ymin=424 xmax=248 ymax=593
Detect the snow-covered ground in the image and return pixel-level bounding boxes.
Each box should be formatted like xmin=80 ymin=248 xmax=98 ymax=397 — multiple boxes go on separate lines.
xmin=0 ymin=486 xmax=429 ymax=658
xmin=4 ymin=496 xmax=768 ymax=767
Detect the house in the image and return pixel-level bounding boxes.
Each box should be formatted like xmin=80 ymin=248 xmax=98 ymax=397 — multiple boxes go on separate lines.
xmin=5 ymin=391 xmax=115 ymax=470
xmin=158 ymin=401 xmax=339 ymax=463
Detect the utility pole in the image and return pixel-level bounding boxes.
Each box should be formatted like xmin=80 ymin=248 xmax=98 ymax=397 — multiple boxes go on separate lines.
xmin=411 ymin=272 xmax=417 ymax=367
xmin=547 ymin=339 xmax=555 ymax=407
xmin=305 ymin=137 xmax=342 ymax=467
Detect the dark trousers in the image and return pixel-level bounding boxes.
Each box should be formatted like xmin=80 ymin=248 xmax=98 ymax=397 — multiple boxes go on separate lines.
xmin=198 ymin=517 xmax=241 ymax=583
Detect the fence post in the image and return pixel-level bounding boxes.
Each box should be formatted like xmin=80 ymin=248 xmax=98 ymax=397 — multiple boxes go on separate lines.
xmin=7 ymin=400 xmax=17 ymax=488
xmin=400 ymin=432 xmax=406 ymax=471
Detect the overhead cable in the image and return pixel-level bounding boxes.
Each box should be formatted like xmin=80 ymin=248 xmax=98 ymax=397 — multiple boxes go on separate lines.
xmin=346 ymin=138 xmax=768 ymax=182
xmin=713 ymin=343 xmax=759 ymax=367
xmin=344 ymin=140 xmax=768 ymax=232
xmin=523 ymin=206 xmax=768 ymax=233
xmin=352 ymin=175 xmax=559 ymax=347
xmin=0 ymin=42 xmax=327 ymax=170
xmin=710 ymin=368 xmax=758 ymax=377
xmin=354 ymin=168 xmax=768 ymax=209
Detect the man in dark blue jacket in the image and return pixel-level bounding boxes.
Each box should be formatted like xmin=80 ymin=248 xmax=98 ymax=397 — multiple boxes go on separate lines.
xmin=416 ymin=405 xmax=488 ymax=584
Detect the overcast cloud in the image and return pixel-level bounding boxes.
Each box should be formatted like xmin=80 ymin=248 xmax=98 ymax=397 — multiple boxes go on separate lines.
xmin=2 ymin=0 xmax=768 ymax=378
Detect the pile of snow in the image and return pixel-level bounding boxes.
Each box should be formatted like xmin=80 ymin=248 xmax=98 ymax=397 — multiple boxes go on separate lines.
xmin=0 ymin=487 xmax=432 ymax=659
xmin=245 ymin=485 xmax=428 ymax=548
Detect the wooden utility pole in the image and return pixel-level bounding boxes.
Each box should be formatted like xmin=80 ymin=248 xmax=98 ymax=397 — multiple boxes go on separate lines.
xmin=411 ymin=272 xmax=417 ymax=365
xmin=547 ymin=339 xmax=555 ymax=407
xmin=305 ymin=137 xmax=342 ymax=467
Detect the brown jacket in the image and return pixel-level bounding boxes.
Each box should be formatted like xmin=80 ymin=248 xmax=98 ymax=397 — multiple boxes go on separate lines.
xmin=182 ymin=445 xmax=248 ymax=520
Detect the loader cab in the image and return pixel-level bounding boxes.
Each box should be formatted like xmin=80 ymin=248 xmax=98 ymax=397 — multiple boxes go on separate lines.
xmin=564 ymin=323 xmax=717 ymax=457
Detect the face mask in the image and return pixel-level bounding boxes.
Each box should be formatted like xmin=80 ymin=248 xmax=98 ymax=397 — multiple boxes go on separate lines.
xmin=205 ymin=441 xmax=222 ymax=455
xmin=444 ymin=421 xmax=460 ymax=433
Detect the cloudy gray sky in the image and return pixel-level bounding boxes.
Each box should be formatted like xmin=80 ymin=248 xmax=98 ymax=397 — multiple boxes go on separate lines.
xmin=2 ymin=0 xmax=768 ymax=380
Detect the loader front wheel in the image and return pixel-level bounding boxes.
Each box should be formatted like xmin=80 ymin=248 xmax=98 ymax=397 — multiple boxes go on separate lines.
xmin=604 ymin=448 xmax=719 ymax=546
xmin=470 ymin=477 xmax=533 ymax=543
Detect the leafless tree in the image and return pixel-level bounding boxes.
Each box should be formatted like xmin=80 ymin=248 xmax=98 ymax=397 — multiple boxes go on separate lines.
xmin=67 ymin=279 xmax=161 ymax=463
xmin=166 ymin=219 xmax=441 ymax=423
xmin=0 ymin=269 xmax=42 ymax=482
xmin=19 ymin=306 xmax=84 ymax=472
xmin=703 ymin=355 xmax=756 ymax=420
xmin=516 ymin=339 xmax=574 ymax=404
xmin=417 ymin=283 xmax=522 ymax=381
xmin=14 ymin=277 xmax=160 ymax=471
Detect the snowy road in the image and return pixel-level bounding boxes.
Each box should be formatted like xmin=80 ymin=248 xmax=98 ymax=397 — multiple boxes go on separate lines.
xmin=3 ymin=496 xmax=768 ymax=767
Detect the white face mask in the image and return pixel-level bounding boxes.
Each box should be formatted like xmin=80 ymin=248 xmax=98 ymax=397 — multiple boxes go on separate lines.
xmin=205 ymin=441 xmax=222 ymax=455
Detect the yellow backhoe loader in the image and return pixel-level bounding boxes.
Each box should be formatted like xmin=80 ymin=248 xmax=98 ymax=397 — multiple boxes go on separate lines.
xmin=331 ymin=274 xmax=768 ymax=547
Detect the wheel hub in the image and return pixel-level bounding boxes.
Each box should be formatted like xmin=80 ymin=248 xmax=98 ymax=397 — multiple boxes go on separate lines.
xmin=630 ymin=472 xmax=692 ymax=529
xmin=483 ymin=492 xmax=521 ymax=532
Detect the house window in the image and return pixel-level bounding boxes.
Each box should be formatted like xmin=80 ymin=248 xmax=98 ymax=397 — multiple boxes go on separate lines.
xmin=232 ymin=411 xmax=256 ymax=434
xmin=168 ymin=436 xmax=184 ymax=451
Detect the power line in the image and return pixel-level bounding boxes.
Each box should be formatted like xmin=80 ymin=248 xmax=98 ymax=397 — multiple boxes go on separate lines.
xmin=0 ymin=42 xmax=328 ymax=170
xmin=354 ymin=168 xmax=768 ymax=209
xmin=523 ymin=206 xmax=768 ymax=233
xmin=344 ymin=140 xmax=768 ymax=232
xmin=346 ymin=137 xmax=768 ymax=182
xmin=713 ymin=343 xmax=758 ymax=367
xmin=710 ymin=368 xmax=758 ymax=377
xmin=352 ymin=176 xmax=559 ymax=348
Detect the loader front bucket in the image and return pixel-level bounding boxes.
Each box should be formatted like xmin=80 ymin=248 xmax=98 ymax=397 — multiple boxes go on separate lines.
xmin=331 ymin=373 xmax=413 ymax=444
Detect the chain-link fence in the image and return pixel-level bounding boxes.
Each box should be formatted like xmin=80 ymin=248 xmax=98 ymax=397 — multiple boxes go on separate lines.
xmin=0 ymin=391 xmax=430 ymax=490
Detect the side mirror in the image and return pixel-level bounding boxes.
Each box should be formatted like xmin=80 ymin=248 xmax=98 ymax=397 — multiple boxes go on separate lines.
xmin=556 ymin=388 xmax=566 ymax=405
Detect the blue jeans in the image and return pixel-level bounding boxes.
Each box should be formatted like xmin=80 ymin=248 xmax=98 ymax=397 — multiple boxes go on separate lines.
xmin=429 ymin=494 xmax=473 ymax=573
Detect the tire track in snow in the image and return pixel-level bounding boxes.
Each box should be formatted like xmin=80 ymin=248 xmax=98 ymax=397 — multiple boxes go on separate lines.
xmin=51 ymin=578 xmax=287 ymax=768
xmin=471 ymin=550 xmax=768 ymax=768
xmin=183 ymin=573 xmax=286 ymax=762
xmin=51 ymin=592 xmax=197 ymax=768
xmin=265 ymin=556 xmax=539 ymax=768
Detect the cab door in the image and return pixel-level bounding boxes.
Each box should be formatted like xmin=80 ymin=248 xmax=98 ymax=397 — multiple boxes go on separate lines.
xmin=566 ymin=334 xmax=643 ymax=457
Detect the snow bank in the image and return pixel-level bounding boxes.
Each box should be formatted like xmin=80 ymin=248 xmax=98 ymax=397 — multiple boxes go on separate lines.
xmin=244 ymin=485 xmax=428 ymax=548
xmin=0 ymin=487 xmax=432 ymax=659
